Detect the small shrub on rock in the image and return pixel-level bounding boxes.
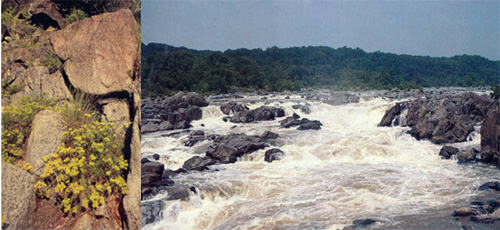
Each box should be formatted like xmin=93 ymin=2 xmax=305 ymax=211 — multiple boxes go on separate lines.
xmin=35 ymin=117 xmax=129 ymax=213
xmin=1 ymin=96 xmax=55 ymax=164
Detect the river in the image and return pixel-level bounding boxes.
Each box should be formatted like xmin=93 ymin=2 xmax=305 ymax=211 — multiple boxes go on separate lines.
xmin=141 ymin=94 xmax=500 ymax=230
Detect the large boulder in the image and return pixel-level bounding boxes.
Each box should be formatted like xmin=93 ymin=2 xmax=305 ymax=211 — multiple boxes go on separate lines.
xmin=26 ymin=110 xmax=65 ymax=175
xmin=141 ymin=200 xmax=164 ymax=227
xmin=220 ymin=102 xmax=248 ymax=115
xmin=1 ymin=163 xmax=36 ymax=230
xmin=183 ymin=156 xmax=218 ymax=171
xmin=439 ymin=146 xmax=459 ymax=159
xmin=230 ymin=106 xmax=285 ymax=123
xmin=206 ymin=134 xmax=269 ymax=163
xmin=480 ymin=109 xmax=500 ymax=167
xmin=50 ymin=9 xmax=139 ymax=95
xmin=380 ymin=93 xmax=498 ymax=144
xmin=379 ymin=102 xmax=404 ymax=127
xmin=264 ymin=148 xmax=285 ymax=162
xmin=162 ymin=92 xmax=208 ymax=111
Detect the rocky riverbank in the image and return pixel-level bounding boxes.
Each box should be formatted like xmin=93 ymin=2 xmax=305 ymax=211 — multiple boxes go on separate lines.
xmin=141 ymin=88 xmax=500 ymax=228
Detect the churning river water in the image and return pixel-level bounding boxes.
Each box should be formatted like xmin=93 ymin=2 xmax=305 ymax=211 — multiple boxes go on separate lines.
xmin=142 ymin=95 xmax=500 ymax=230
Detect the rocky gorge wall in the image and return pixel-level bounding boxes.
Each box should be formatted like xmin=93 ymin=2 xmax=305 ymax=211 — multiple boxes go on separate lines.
xmin=1 ymin=1 xmax=140 ymax=229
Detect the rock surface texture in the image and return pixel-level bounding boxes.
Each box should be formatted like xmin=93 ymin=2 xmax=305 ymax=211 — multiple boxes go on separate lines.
xmin=1 ymin=3 xmax=141 ymax=230
xmin=379 ymin=92 xmax=498 ymax=144
xmin=1 ymin=163 xmax=36 ymax=230
xmin=50 ymin=9 xmax=139 ymax=95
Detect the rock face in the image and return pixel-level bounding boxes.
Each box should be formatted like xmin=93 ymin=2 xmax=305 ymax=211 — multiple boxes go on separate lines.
xmin=141 ymin=92 xmax=208 ymax=133
xmin=50 ymin=9 xmax=139 ymax=95
xmin=220 ymin=102 xmax=249 ymax=115
xmin=306 ymin=92 xmax=360 ymax=106
xmin=439 ymin=146 xmax=459 ymax=159
xmin=480 ymin=109 xmax=500 ymax=167
xmin=229 ymin=106 xmax=285 ymax=123
xmin=183 ymin=156 xmax=218 ymax=171
xmin=379 ymin=92 xmax=498 ymax=144
xmin=206 ymin=133 xmax=269 ymax=163
xmin=1 ymin=163 xmax=36 ymax=230
xmin=264 ymin=148 xmax=285 ymax=162
xmin=280 ymin=116 xmax=323 ymax=130
xmin=26 ymin=110 xmax=65 ymax=175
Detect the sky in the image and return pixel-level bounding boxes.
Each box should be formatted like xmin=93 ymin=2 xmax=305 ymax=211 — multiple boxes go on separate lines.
xmin=142 ymin=0 xmax=500 ymax=61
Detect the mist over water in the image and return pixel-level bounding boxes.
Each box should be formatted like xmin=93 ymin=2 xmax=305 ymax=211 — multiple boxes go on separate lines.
xmin=142 ymin=95 xmax=500 ymax=230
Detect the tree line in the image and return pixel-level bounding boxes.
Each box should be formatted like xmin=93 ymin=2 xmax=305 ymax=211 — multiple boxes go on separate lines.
xmin=142 ymin=42 xmax=500 ymax=97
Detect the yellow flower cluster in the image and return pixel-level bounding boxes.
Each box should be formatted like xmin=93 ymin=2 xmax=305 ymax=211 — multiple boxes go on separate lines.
xmin=35 ymin=114 xmax=129 ymax=214
xmin=1 ymin=95 xmax=55 ymax=164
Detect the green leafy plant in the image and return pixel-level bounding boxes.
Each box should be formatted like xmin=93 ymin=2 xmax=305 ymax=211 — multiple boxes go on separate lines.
xmin=1 ymin=83 xmax=24 ymax=99
xmin=1 ymin=96 xmax=56 ymax=164
xmin=56 ymin=91 xmax=99 ymax=130
xmin=65 ymin=8 xmax=88 ymax=23
xmin=35 ymin=118 xmax=129 ymax=214
xmin=42 ymin=51 xmax=63 ymax=74
xmin=1 ymin=7 xmax=19 ymax=22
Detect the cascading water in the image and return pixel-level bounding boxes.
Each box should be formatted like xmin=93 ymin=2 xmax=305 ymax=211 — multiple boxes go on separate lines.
xmin=141 ymin=96 xmax=500 ymax=230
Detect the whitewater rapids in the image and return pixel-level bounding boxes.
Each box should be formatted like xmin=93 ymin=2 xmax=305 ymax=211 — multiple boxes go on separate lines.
xmin=141 ymin=95 xmax=500 ymax=229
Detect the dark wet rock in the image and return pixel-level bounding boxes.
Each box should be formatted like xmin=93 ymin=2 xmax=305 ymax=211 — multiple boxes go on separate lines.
xmin=379 ymin=92 xmax=498 ymax=144
xmin=184 ymin=134 xmax=206 ymax=147
xmin=142 ymin=162 xmax=164 ymax=175
xmin=280 ymin=116 xmax=301 ymax=128
xmin=342 ymin=219 xmax=377 ymax=229
xmin=141 ymin=200 xmax=164 ymax=227
xmin=264 ymin=148 xmax=285 ymax=163
xmin=141 ymin=158 xmax=150 ymax=164
xmin=261 ymin=130 xmax=279 ymax=139
xmin=439 ymin=146 xmax=459 ymax=159
xmin=297 ymin=119 xmax=323 ymax=130
xmin=141 ymin=93 xmax=208 ymax=133
xmin=222 ymin=116 xmax=231 ymax=122
xmin=478 ymin=182 xmax=500 ymax=191
xmin=285 ymin=96 xmax=290 ymax=99
xmin=292 ymin=104 xmax=302 ymax=109
xmin=207 ymin=134 xmax=222 ymax=141
xmin=141 ymin=173 xmax=162 ymax=186
xmin=152 ymin=153 xmax=160 ymax=161
xmin=453 ymin=207 xmax=481 ymax=217
xmin=307 ymin=92 xmax=360 ymax=106
xmin=163 ymin=92 xmax=208 ymax=110
xmin=457 ymin=148 xmax=479 ymax=164
xmin=293 ymin=113 xmax=301 ymax=119
xmin=183 ymin=156 xmax=218 ymax=171
xmin=206 ymin=133 xmax=269 ymax=163
xmin=471 ymin=209 xmax=500 ymax=223
xmin=220 ymin=102 xmax=249 ymax=115
xmin=480 ymin=109 xmax=500 ymax=167
xmin=379 ymin=102 xmax=405 ymax=127
xmin=230 ymin=106 xmax=285 ymax=123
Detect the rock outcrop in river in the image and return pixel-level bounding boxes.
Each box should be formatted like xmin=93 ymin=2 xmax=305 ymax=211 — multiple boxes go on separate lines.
xmin=380 ymin=92 xmax=499 ymax=167
xmin=141 ymin=92 xmax=208 ymax=133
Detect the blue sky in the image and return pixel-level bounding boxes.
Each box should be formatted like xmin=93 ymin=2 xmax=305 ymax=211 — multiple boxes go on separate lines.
xmin=142 ymin=0 xmax=500 ymax=60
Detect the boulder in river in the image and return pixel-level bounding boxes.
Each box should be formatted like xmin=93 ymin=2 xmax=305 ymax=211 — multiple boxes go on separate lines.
xmin=439 ymin=146 xmax=459 ymax=159
xmin=264 ymin=148 xmax=285 ymax=162
xmin=206 ymin=133 xmax=269 ymax=163
xmin=230 ymin=106 xmax=285 ymax=123
xmin=480 ymin=109 xmax=500 ymax=167
xmin=183 ymin=156 xmax=218 ymax=171
xmin=379 ymin=92 xmax=498 ymax=144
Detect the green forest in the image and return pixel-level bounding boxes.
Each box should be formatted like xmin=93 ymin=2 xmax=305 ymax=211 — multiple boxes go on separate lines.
xmin=141 ymin=42 xmax=500 ymax=97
